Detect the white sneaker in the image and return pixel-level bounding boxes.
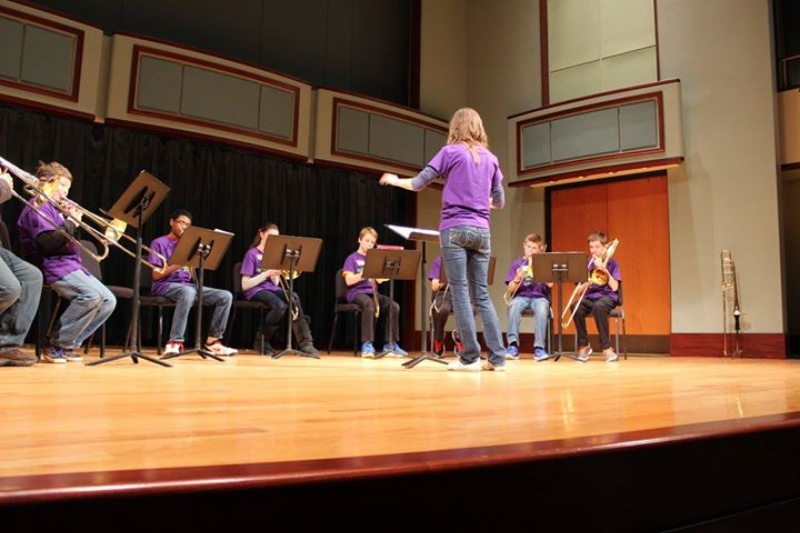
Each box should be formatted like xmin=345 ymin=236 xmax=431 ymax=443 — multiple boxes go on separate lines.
xmin=447 ymin=359 xmax=482 ymax=372
xmin=481 ymin=360 xmax=507 ymax=372
xmin=164 ymin=341 xmax=183 ymax=356
xmin=204 ymin=341 xmax=237 ymax=356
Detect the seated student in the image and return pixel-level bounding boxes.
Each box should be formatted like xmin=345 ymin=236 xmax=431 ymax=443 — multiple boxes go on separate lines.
xmin=572 ymin=231 xmax=621 ymax=363
xmin=147 ymin=209 xmax=236 ymax=357
xmin=342 ymin=226 xmax=407 ymax=358
xmin=429 ymin=255 xmax=471 ymax=358
xmin=17 ymin=161 xmax=116 ymax=363
xmin=239 ymin=223 xmax=319 ymax=356
xmin=0 ymin=169 xmax=42 ymax=367
xmin=504 ymin=233 xmax=552 ymax=361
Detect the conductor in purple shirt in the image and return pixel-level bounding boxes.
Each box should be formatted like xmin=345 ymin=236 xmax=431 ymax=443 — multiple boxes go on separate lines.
xmin=380 ymin=107 xmax=507 ymax=372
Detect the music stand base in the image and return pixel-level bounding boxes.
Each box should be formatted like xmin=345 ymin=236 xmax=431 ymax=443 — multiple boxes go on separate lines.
xmin=553 ymin=351 xmax=587 ymax=363
xmin=402 ymin=355 xmax=449 ymax=369
xmin=87 ymin=350 xmax=172 ymax=367
xmin=161 ymin=348 xmax=224 ymax=362
xmin=273 ymin=348 xmax=319 ymax=360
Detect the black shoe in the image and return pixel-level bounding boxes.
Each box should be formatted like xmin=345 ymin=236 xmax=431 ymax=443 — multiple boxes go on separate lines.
xmin=300 ymin=342 xmax=320 ymax=357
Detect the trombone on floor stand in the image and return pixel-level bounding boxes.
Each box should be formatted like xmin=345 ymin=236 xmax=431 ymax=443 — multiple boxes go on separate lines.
xmin=721 ymin=250 xmax=742 ymax=357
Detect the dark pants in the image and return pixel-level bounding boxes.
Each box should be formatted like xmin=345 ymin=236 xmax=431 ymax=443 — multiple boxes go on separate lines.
xmin=430 ymin=290 xmax=452 ymax=343
xmin=574 ymin=296 xmax=617 ymax=350
xmin=352 ymin=292 xmax=399 ymax=344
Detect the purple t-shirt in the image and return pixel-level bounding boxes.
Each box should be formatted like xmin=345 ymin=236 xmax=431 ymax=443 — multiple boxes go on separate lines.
xmin=428 ymin=256 xmax=443 ymax=281
xmin=342 ymin=251 xmax=373 ymax=303
xmin=240 ymin=247 xmax=281 ymax=300
xmin=504 ymin=257 xmax=551 ymax=301
xmin=148 ymin=234 xmax=193 ymax=296
xmin=17 ymin=198 xmax=87 ymax=284
xmin=585 ymin=257 xmax=622 ymax=303
xmin=411 ymin=143 xmax=505 ymax=231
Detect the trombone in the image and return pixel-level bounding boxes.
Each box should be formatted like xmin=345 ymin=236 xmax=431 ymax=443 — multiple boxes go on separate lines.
xmin=266 ymin=270 xmax=301 ymax=321
xmin=0 ymin=156 xmax=168 ymax=272
xmin=561 ymin=238 xmax=619 ymax=328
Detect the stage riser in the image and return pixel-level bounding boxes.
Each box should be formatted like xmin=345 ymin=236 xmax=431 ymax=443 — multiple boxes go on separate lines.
xmin=6 ymin=424 xmax=800 ymax=530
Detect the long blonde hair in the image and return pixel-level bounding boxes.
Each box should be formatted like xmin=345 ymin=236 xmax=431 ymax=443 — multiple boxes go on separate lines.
xmin=446 ymin=107 xmax=489 ymax=164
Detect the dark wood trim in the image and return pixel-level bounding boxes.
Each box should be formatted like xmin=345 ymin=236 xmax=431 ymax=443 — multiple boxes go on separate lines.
xmin=670 ymin=333 xmax=788 ymax=359
xmin=0 ymin=97 xmax=95 ymax=123
xmin=507 ymin=78 xmax=681 ymax=120
xmin=539 ymin=0 xmax=549 ymax=107
xmin=508 ymin=157 xmax=683 ymax=188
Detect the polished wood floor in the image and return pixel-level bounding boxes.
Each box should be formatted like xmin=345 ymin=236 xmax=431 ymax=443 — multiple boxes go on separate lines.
xmin=3 ymin=346 xmax=800 ymax=503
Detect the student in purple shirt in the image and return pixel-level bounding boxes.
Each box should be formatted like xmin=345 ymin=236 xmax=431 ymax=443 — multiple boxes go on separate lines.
xmin=380 ymin=107 xmax=506 ymax=372
xmin=239 ymin=223 xmax=319 ymax=356
xmin=17 ymin=161 xmax=116 ymax=364
xmin=571 ymin=231 xmax=622 ymax=363
xmin=148 ymin=209 xmax=236 ymax=357
xmin=503 ymin=233 xmax=552 ymax=362
xmin=341 ymin=226 xmax=406 ymax=358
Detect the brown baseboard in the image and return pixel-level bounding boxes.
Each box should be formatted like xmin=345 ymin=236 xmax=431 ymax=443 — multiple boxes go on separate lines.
xmin=670 ymin=333 xmax=787 ymax=359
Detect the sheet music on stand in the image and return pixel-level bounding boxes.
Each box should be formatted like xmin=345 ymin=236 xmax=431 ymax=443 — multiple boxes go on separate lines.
xmin=385 ymin=224 xmax=440 ymax=355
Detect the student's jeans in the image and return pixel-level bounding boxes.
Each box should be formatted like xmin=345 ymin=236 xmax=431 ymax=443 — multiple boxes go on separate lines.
xmin=440 ymin=225 xmax=505 ymax=367
xmin=506 ymin=296 xmax=550 ymax=350
xmin=50 ymin=269 xmax=116 ymax=349
xmin=0 ymin=247 xmax=43 ymax=351
xmin=162 ymin=283 xmax=233 ymax=343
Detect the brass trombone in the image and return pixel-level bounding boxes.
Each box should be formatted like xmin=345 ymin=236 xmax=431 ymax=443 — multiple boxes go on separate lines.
xmin=271 ymin=270 xmax=301 ymax=321
xmin=561 ymin=238 xmax=619 ymax=328
xmin=0 ymin=156 xmax=168 ymax=272
xmin=503 ymin=256 xmax=533 ymax=305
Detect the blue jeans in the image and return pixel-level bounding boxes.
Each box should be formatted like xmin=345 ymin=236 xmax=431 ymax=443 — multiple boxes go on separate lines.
xmin=506 ymin=296 xmax=550 ymax=349
xmin=0 ymin=247 xmax=43 ymax=351
xmin=50 ymin=269 xmax=116 ymax=349
xmin=162 ymin=283 xmax=233 ymax=342
xmin=440 ymin=226 xmax=505 ymax=366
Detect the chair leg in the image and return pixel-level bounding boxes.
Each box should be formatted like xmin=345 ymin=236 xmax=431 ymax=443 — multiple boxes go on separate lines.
xmin=622 ymin=317 xmax=627 ymax=360
xmin=353 ymin=312 xmax=360 ymax=356
xmin=157 ymin=306 xmax=164 ymax=355
xmin=327 ymin=312 xmax=339 ymax=355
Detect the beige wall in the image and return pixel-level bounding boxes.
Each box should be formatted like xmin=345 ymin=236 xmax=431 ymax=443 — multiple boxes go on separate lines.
xmin=658 ymin=0 xmax=782 ymax=334
xmin=419 ymin=0 xmax=783 ymax=338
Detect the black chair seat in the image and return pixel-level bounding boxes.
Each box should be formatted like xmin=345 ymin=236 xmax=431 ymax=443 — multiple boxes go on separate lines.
xmin=226 ymin=261 xmax=271 ymax=354
xmin=328 ymin=269 xmax=362 ymax=356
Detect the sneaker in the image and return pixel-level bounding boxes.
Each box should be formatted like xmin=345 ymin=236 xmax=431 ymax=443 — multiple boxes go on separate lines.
xmin=41 ymin=346 xmax=67 ymax=364
xmin=505 ymin=344 xmax=520 ymax=360
xmin=0 ymin=348 xmax=37 ymax=367
xmin=62 ymin=349 xmax=83 ymax=362
xmin=204 ymin=341 xmax=238 ymax=356
xmin=164 ymin=341 xmax=184 ymax=356
xmin=454 ymin=341 xmax=464 ymax=356
xmin=390 ymin=342 xmax=408 ymax=357
xmin=577 ymin=345 xmax=593 ymax=362
xmin=447 ymin=359 xmax=481 ymax=372
xmin=433 ymin=340 xmax=444 ymax=358
xmin=360 ymin=342 xmax=375 ymax=359
xmin=534 ymin=347 xmax=551 ymax=362
xmin=481 ymin=360 xmax=507 ymax=372
xmin=604 ymin=348 xmax=619 ymax=362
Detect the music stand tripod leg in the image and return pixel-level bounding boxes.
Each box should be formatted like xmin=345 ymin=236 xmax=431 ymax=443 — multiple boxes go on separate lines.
xmin=87 ymin=217 xmax=172 ymax=368
xmin=273 ymin=265 xmax=315 ymax=359
xmin=160 ymin=251 xmax=224 ymax=362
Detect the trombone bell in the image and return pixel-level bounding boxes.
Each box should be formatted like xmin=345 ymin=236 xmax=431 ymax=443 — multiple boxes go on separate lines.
xmin=104 ymin=218 xmax=128 ymax=242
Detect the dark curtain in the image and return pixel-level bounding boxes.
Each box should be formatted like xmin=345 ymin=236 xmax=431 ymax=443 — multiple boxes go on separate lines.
xmin=0 ymin=105 xmax=416 ymax=351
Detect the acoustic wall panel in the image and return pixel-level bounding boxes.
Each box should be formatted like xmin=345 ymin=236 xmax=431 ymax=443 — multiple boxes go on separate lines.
xmin=315 ymin=88 xmax=448 ymax=176
xmin=0 ymin=3 xmax=105 ymax=119
xmin=106 ymin=35 xmax=314 ymax=161
xmin=509 ymin=79 xmax=684 ymax=187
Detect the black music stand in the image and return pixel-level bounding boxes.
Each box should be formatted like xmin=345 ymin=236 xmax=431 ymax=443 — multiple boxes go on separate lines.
xmin=385 ymin=224 xmax=439 ymax=355
xmin=87 ymin=171 xmax=171 ymax=368
xmin=161 ymin=226 xmax=234 ymax=362
xmin=430 ymin=256 xmax=497 ymax=360
xmin=362 ymin=248 xmax=420 ymax=360
xmin=531 ymin=252 xmax=586 ymax=362
xmin=260 ymin=235 xmax=323 ymax=360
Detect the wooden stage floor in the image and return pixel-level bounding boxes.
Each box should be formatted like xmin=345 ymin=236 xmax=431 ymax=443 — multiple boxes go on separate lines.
xmin=3 ymin=348 xmax=800 ymax=529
